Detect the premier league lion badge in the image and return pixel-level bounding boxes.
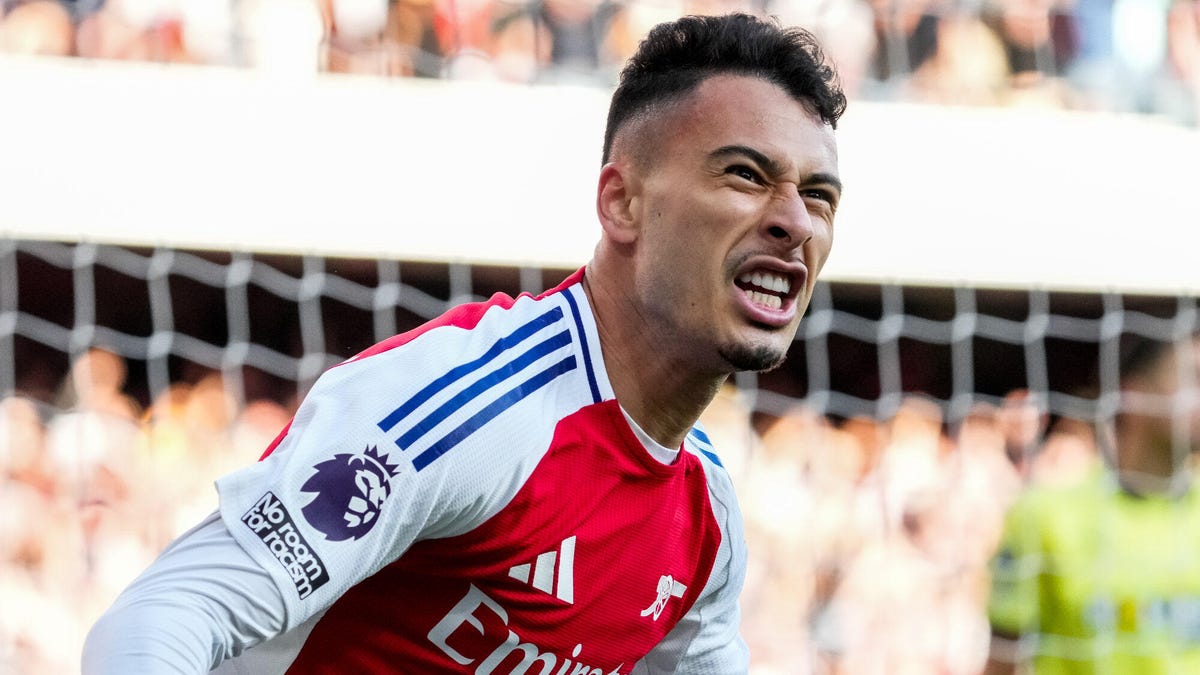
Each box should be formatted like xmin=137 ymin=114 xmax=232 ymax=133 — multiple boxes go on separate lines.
xmin=300 ymin=445 xmax=401 ymax=541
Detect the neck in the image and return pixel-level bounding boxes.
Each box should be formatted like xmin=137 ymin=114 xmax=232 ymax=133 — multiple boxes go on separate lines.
xmin=1114 ymin=424 xmax=1190 ymax=497
xmin=583 ymin=267 xmax=726 ymax=449
xmin=1116 ymin=470 xmax=1191 ymax=499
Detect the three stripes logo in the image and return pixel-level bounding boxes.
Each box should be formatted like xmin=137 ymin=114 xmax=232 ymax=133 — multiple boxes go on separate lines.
xmin=508 ymin=536 xmax=576 ymax=604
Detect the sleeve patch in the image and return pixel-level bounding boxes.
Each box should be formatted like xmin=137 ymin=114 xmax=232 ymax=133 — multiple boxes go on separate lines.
xmin=242 ymin=491 xmax=331 ymax=600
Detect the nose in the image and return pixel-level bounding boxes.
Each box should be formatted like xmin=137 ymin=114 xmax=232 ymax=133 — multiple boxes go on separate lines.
xmin=762 ymin=190 xmax=814 ymax=249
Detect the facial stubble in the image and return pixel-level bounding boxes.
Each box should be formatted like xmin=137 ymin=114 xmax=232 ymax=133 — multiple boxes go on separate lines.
xmin=717 ymin=342 xmax=789 ymax=374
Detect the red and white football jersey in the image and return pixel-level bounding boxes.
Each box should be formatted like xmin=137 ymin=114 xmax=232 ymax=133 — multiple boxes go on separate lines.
xmin=211 ymin=269 xmax=749 ymax=674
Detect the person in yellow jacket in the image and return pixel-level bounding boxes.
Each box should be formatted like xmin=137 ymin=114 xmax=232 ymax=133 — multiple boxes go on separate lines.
xmin=986 ymin=331 xmax=1200 ymax=675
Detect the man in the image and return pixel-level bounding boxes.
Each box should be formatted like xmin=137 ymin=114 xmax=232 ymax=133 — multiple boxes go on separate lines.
xmin=83 ymin=12 xmax=846 ymax=673
xmin=986 ymin=332 xmax=1200 ymax=674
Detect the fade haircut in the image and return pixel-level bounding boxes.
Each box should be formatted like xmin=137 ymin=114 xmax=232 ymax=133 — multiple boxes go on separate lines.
xmin=601 ymin=13 xmax=847 ymax=164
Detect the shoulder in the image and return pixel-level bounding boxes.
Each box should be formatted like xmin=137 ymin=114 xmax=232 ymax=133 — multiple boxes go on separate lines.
xmin=686 ymin=422 xmax=739 ymax=523
xmin=213 ymin=273 xmax=611 ymax=621
xmin=345 ymin=280 xmax=582 ymax=371
xmin=683 ymin=424 xmax=728 ymax=473
xmin=254 ymin=272 xmax=607 ymax=502
xmin=297 ymin=273 xmax=602 ymax=449
xmin=997 ymin=472 xmax=1109 ymax=563
xmin=1008 ymin=471 xmax=1106 ymax=521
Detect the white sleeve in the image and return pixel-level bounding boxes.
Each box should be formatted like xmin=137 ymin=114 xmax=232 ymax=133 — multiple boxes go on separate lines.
xmin=212 ymin=306 xmax=584 ymax=633
xmin=632 ymin=459 xmax=751 ymax=674
xmin=81 ymin=511 xmax=287 ymax=675
xmin=86 ymin=295 xmax=587 ymax=673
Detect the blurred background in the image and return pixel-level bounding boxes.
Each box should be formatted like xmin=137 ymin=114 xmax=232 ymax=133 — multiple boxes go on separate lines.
xmin=1 ymin=0 xmax=1199 ymax=673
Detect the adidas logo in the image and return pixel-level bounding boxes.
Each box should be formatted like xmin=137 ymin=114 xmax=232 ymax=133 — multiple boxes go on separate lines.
xmin=508 ymin=535 xmax=575 ymax=604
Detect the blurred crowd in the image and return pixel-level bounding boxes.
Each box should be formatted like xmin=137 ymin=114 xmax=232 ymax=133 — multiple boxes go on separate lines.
xmin=0 ymin=346 xmax=1112 ymax=674
xmin=0 ymin=0 xmax=1198 ymax=125
xmin=705 ymin=385 xmax=1104 ymax=674
xmin=0 ymin=349 xmax=294 ymax=673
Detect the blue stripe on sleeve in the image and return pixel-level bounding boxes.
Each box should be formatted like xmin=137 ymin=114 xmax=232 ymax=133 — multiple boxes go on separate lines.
xmin=688 ymin=427 xmax=723 ymax=467
xmin=562 ymin=288 xmax=601 ymax=404
xmin=377 ymin=306 xmax=564 ymax=433
xmin=412 ymin=356 xmax=578 ymax=471
xmin=395 ymin=330 xmax=572 ymax=451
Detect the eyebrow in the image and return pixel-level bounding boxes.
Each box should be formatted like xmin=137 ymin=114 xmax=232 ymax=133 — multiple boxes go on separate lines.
xmin=708 ymin=144 xmax=843 ymax=197
xmin=804 ymin=172 xmax=844 ymax=199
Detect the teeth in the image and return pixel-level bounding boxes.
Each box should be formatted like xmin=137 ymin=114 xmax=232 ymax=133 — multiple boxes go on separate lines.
xmin=747 ymin=291 xmax=782 ymax=310
xmin=738 ymin=271 xmax=791 ymax=294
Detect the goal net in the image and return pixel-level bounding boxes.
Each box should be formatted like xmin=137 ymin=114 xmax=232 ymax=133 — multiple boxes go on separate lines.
xmin=4 ymin=233 xmax=1197 ymax=673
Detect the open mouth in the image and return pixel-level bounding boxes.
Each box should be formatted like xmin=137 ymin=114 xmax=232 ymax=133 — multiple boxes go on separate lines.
xmin=735 ymin=270 xmax=792 ymax=311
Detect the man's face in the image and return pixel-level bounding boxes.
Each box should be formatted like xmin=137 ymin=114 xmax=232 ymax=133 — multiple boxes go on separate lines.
xmin=1152 ymin=338 xmax=1200 ymax=452
xmin=625 ymin=74 xmax=840 ymax=375
xmin=1127 ymin=338 xmax=1200 ymax=457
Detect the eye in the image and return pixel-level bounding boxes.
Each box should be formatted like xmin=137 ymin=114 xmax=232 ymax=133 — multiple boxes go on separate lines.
xmin=802 ymin=188 xmax=838 ymax=212
xmin=725 ymin=165 xmax=763 ymax=184
xmin=801 ymin=188 xmax=831 ymax=203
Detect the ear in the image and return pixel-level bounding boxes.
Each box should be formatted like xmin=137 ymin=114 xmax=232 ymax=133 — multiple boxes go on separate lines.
xmin=596 ymin=162 xmax=639 ymax=245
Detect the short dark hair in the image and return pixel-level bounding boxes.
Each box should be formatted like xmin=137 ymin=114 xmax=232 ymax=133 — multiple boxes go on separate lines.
xmin=601 ymin=13 xmax=847 ymax=164
xmin=1119 ymin=335 xmax=1171 ymax=382
xmin=1119 ymin=332 xmax=1200 ymax=382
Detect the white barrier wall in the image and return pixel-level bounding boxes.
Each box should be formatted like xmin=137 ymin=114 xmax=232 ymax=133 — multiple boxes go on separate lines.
xmin=2 ymin=56 xmax=1198 ymax=294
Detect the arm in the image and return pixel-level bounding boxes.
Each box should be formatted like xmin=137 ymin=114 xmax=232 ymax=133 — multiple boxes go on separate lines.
xmin=83 ymin=293 xmax=585 ymax=672
xmin=984 ymin=491 xmax=1042 ymax=675
xmin=81 ymin=341 xmax=421 ymax=672
xmin=82 ymin=511 xmax=287 ymax=674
